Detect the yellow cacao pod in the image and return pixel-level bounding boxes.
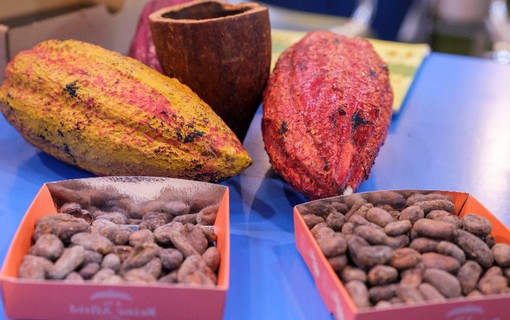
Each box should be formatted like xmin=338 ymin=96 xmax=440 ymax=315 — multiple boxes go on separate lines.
xmin=0 ymin=39 xmax=252 ymax=182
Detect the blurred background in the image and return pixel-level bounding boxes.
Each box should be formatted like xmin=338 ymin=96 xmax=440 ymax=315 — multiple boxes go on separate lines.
xmin=0 ymin=0 xmax=509 ymax=64
xmin=257 ymin=0 xmax=510 ymax=63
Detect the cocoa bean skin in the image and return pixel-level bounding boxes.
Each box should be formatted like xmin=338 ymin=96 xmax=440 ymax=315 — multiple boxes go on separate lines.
xmin=384 ymin=220 xmax=412 ymax=237
xmin=413 ymin=219 xmax=457 ymax=240
xmin=345 ymin=280 xmax=370 ymax=308
xmin=462 ymin=213 xmax=492 ymax=237
xmin=18 ymin=255 xmax=53 ymax=279
xmin=390 ymin=248 xmax=421 ymax=270
xmin=367 ymin=265 xmax=398 ymax=286
xmin=177 ymin=255 xmax=217 ymax=286
xmin=423 ymin=268 xmax=461 ymax=298
xmin=455 ymin=229 xmax=494 ymax=268
xmin=29 ymin=234 xmax=64 ymax=261
xmin=47 ymin=245 xmax=86 ymax=279
xmin=399 ymin=206 xmax=424 ymax=224
xmin=365 ymin=207 xmax=394 ymax=227
xmin=436 ymin=240 xmax=466 ymax=264
xmin=421 ymin=252 xmax=461 ymax=274
xmin=492 ymin=243 xmax=510 ymax=267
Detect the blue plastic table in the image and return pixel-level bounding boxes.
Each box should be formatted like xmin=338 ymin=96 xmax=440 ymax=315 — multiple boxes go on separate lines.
xmin=1 ymin=52 xmax=510 ymax=319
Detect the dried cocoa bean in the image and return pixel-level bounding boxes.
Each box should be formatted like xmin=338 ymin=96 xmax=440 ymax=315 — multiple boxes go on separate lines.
xmin=397 ymin=284 xmax=425 ymax=304
xmin=363 ymin=191 xmax=406 ymax=208
xmin=425 ymin=210 xmax=450 ymax=219
xmin=339 ymin=266 xmax=367 ymax=283
xmin=367 ymin=265 xmax=398 ymax=286
xmin=436 ymin=240 xmax=466 ymax=264
xmin=140 ymin=257 xmax=162 ymax=279
xmin=18 ymin=255 xmax=53 ymax=279
xmin=341 ymin=222 xmax=355 ymax=235
xmin=173 ymin=213 xmax=198 ymax=225
xmin=154 ymin=221 xmax=183 ymax=245
xmin=101 ymin=253 xmax=121 ymax=272
xmin=140 ymin=212 xmax=168 ymax=231
xmin=101 ymin=274 xmax=125 ymax=284
xmin=129 ymin=229 xmax=155 ymax=247
xmin=79 ymin=262 xmax=100 ymax=279
xmin=386 ymin=234 xmax=410 ymax=249
xmin=202 ymin=246 xmax=220 ymax=272
xmin=116 ymin=197 xmax=144 ymax=219
xmin=95 ymin=212 xmax=128 ymax=225
xmin=181 ymin=223 xmax=209 ymax=255
xmin=328 ymin=255 xmax=348 ymax=273
xmin=112 ymin=245 xmax=134 ymax=261
xmin=406 ymin=192 xmax=450 ymax=206
xmin=478 ymin=275 xmax=508 ymax=295
xmin=455 ymin=229 xmax=494 ymax=268
xmin=158 ymin=271 xmax=178 ymax=284
xmin=368 ymin=284 xmax=397 ymax=303
xmin=418 ymin=283 xmax=446 ymax=302
xmin=197 ymin=225 xmax=217 ymax=243
xmin=163 ymin=200 xmax=190 ymax=216
xmin=29 ymin=233 xmax=64 ymax=261
xmin=457 ymin=260 xmax=483 ymax=295
xmin=421 ymin=252 xmax=460 ymax=274
xmin=65 ymin=272 xmax=84 ymax=283
xmin=398 ymin=206 xmax=424 ymax=224
xmin=326 ymin=211 xmax=346 ymax=231
xmin=345 ymin=280 xmax=370 ymax=308
xmin=302 ymin=214 xmax=325 ymax=229
xmin=354 ymin=225 xmax=387 ymax=245
xmin=91 ymin=218 xmax=117 ymax=232
xmin=352 ymin=245 xmax=393 ymax=269
xmin=413 ymin=199 xmax=455 ymax=214
xmin=124 ymin=268 xmax=157 ymax=283
xmin=91 ymin=268 xmax=116 ymax=283
xmin=374 ymin=300 xmax=393 ymax=309
xmin=462 ymin=213 xmax=492 ymax=237
xmin=347 ymin=203 xmax=374 ymax=221
xmin=33 ymin=213 xmax=90 ymax=243
xmin=365 ymin=207 xmax=394 ymax=227
xmin=390 ymin=248 xmax=421 ymax=270
xmin=433 ymin=215 xmax=464 ymax=229
xmin=70 ymin=232 xmax=113 ymax=255
xmin=177 ymin=255 xmax=217 ymax=286
xmin=120 ymin=243 xmax=161 ymax=272
xmin=409 ymin=237 xmax=438 ymax=253
xmin=47 ymin=245 xmax=86 ymax=279
xmin=492 ymin=243 xmax=510 ymax=267
xmin=423 ymin=268 xmax=461 ymax=298
xmin=400 ymin=266 xmax=424 ymax=287
xmin=100 ymin=225 xmax=132 ymax=245
xmin=413 ymin=219 xmax=456 ymax=240
xmin=384 ymin=220 xmax=412 ymax=236
xmin=196 ymin=203 xmax=219 ymax=225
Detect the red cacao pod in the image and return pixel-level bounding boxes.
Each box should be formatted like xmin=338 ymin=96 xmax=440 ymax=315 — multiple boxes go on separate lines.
xmin=262 ymin=31 xmax=393 ymax=200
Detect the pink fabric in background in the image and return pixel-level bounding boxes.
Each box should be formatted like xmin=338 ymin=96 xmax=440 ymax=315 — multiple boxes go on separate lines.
xmin=128 ymin=0 xmax=192 ymax=72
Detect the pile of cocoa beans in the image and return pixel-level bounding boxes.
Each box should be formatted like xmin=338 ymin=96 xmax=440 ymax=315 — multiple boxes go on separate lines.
xmin=18 ymin=184 xmax=221 ymax=286
xmin=298 ymin=191 xmax=510 ymax=309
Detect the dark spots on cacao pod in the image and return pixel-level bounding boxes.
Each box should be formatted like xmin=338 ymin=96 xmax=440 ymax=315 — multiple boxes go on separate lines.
xmin=153 ymin=147 xmax=162 ymax=154
xmin=175 ymin=129 xmax=183 ymax=140
xmin=297 ymin=62 xmax=307 ymax=71
xmin=159 ymin=110 xmax=169 ymax=118
xmin=323 ymin=158 xmax=329 ymax=171
xmin=184 ymin=129 xmax=205 ymax=143
xmin=63 ymin=143 xmax=77 ymax=164
xmin=38 ymin=133 xmax=48 ymax=142
xmin=278 ymin=121 xmax=288 ymax=141
xmin=369 ymin=69 xmax=377 ymax=78
xmin=352 ymin=111 xmax=370 ymax=130
xmin=64 ymin=81 xmax=78 ymax=97
xmin=380 ymin=64 xmax=389 ymax=71
xmin=57 ymin=129 xmax=64 ymax=137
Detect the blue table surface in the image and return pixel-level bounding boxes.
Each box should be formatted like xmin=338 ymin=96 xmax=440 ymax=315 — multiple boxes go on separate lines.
xmin=1 ymin=52 xmax=510 ymax=319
